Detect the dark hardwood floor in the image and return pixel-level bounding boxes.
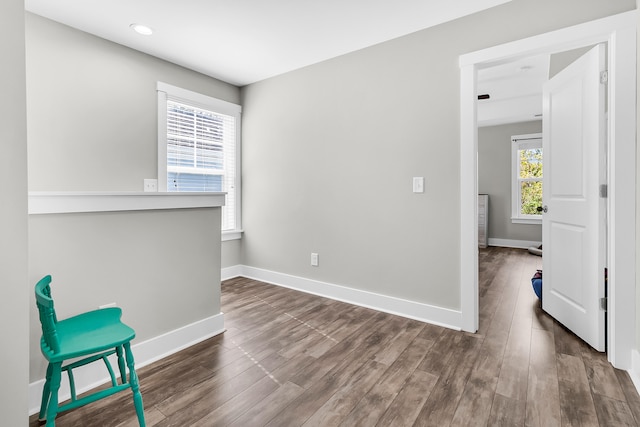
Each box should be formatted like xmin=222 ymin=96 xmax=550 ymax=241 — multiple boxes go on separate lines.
xmin=30 ymin=247 xmax=640 ymax=426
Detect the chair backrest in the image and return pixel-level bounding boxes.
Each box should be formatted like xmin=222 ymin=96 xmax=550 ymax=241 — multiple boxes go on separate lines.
xmin=35 ymin=275 xmax=60 ymax=354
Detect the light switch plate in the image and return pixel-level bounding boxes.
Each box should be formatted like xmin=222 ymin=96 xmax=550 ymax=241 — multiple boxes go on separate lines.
xmin=413 ymin=177 xmax=425 ymax=193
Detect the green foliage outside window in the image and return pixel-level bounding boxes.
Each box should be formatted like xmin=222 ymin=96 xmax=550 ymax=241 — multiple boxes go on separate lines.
xmin=519 ymin=148 xmax=543 ymax=215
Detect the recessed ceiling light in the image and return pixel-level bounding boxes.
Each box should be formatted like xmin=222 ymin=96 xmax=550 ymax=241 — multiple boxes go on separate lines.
xmin=130 ymin=23 xmax=153 ymax=36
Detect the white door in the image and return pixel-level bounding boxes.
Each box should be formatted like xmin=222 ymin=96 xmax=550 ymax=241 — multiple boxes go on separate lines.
xmin=541 ymin=44 xmax=606 ymax=351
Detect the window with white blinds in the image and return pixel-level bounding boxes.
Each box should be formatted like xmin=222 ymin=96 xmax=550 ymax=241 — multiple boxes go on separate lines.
xmin=157 ymin=82 xmax=241 ymax=236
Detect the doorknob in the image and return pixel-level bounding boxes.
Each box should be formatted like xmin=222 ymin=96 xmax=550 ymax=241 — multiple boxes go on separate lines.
xmin=537 ymin=205 xmax=548 ymax=213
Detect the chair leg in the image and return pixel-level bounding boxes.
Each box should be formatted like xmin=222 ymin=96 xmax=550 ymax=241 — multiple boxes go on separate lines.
xmin=45 ymin=363 xmax=62 ymax=427
xmin=124 ymin=342 xmax=146 ymax=427
xmin=38 ymin=363 xmax=53 ymax=421
xmin=116 ymin=345 xmax=127 ymax=384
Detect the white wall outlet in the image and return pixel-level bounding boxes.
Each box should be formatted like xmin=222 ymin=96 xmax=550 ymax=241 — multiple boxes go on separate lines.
xmin=99 ymin=302 xmax=117 ymax=309
xmin=311 ymin=253 xmax=319 ymax=267
xmin=413 ymin=177 xmax=425 ymax=193
xmin=144 ymin=178 xmax=158 ymax=192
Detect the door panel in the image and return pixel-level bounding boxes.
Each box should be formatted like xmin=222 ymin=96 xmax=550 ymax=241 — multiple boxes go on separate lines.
xmin=542 ymin=44 xmax=606 ymax=351
xmin=548 ymin=222 xmax=585 ymax=309
xmin=549 ymin=78 xmax=584 ymax=196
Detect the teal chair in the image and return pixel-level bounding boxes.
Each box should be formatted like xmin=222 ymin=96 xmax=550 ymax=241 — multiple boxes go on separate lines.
xmin=35 ymin=275 xmax=146 ymax=426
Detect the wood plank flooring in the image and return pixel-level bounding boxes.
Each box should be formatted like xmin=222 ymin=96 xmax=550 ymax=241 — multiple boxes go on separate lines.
xmin=30 ymin=247 xmax=640 ymax=426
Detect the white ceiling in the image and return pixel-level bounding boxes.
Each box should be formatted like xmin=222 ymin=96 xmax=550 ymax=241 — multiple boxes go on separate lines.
xmin=25 ymin=0 xmax=512 ymax=87
xmin=477 ymin=54 xmax=550 ymax=127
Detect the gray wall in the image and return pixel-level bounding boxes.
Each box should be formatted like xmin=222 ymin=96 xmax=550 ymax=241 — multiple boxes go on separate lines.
xmin=26 ymin=14 xmax=231 ymax=382
xmin=222 ymin=238 xmax=242 ymax=269
xmin=478 ymin=121 xmax=543 ymax=243
xmin=1 ymin=0 xmax=28 ymax=423
xmin=26 ymin=13 xmax=240 ymax=191
xmin=549 ymin=46 xmax=594 ymax=79
xmin=29 ymin=208 xmax=221 ymax=381
xmin=26 ymin=12 xmax=243 ymax=264
xmin=240 ymin=0 xmax=634 ymax=311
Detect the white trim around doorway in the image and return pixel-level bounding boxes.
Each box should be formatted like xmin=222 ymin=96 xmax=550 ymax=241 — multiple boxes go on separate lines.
xmin=459 ymin=10 xmax=637 ymax=369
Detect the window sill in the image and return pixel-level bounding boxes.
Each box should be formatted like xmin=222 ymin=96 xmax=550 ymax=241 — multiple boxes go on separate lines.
xmin=511 ymin=217 xmax=542 ymax=225
xmin=222 ymin=230 xmax=243 ymax=241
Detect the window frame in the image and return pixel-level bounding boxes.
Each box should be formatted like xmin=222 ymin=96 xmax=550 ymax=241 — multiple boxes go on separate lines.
xmin=511 ymin=133 xmax=543 ymax=225
xmin=157 ymin=82 xmax=242 ymax=240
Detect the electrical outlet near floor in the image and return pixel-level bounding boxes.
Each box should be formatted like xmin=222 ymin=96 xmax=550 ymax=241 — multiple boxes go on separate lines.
xmin=311 ymin=253 xmax=319 ymax=267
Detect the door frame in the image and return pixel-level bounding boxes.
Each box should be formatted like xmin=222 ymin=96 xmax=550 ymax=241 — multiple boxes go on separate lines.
xmin=459 ymin=11 xmax=636 ymax=369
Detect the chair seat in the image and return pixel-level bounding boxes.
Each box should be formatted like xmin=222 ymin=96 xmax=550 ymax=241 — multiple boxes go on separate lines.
xmin=41 ymin=307 xmax=136 ymax=362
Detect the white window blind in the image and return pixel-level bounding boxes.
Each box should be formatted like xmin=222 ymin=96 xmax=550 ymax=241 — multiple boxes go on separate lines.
xmin=158 ymin=82 xmax=241 ymax=234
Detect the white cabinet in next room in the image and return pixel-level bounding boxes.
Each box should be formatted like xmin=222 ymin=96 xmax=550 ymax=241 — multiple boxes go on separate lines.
xmin=478 ymin=194 xmax=488 ymax=248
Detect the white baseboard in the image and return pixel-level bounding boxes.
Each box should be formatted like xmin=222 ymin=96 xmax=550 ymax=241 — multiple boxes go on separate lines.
xmin=226 ymin=265 xmax=461 ymax=331
xmin=221 ymin=265 xmax=243 ymax=281
xmin=488 ymin=238 xmax=542 ymax=249
xmin=29 ymin=313 xmax=225 ymax=416
xmin=629 ymin=350 xmax=640 ymax=396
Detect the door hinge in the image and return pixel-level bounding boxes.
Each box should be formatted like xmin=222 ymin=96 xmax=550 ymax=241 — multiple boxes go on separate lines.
xmin=600 ymin=70 xmax=609 ymax=84
xmin=600 ymin=184 xmax=608 ymax=198
xmin=600 ymin=297 xmax=608 ymax=311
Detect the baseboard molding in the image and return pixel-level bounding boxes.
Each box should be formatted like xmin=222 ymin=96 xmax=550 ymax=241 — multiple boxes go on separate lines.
xmin=488 ymin=238 xmax=542 ymax=249
xmin=29 ymin=313 xmax=225 ymax=416
xmin=629 ymin=350 xmax=640 ymax=396
xmin=221 ymin=264 xmax=243 ymax=281
xmin=230 ymin=265 xmax=461 ymax=330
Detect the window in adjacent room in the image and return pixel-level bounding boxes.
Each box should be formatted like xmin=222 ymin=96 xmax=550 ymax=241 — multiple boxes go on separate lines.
xmin=511 ymin=133 xmax=543 ymax=224
xmin=157 ymin=82 xmax=242 ymax=239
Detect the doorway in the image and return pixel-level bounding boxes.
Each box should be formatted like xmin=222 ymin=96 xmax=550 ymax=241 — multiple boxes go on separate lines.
xmin=476 ymin=45 xmax=607 ymax=349
xmin=459 ymin=11 xmax=636 ymax=369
